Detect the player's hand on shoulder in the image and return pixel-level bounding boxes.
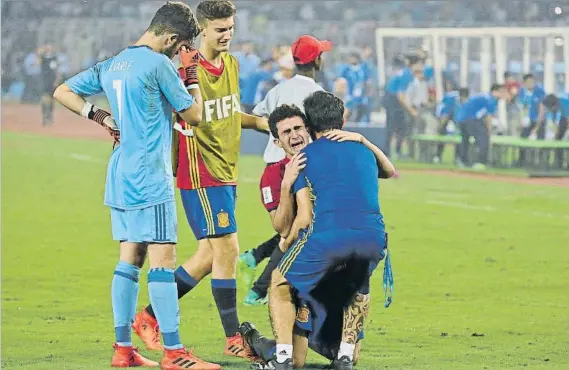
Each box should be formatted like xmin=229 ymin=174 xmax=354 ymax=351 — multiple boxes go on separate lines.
xmin=282 ymin=153 xmax=306 ymax=188
xmin=179 ymin=46 xmax=200 ymax=90
xmin=323 ymin=129 xmax=363 ymax=143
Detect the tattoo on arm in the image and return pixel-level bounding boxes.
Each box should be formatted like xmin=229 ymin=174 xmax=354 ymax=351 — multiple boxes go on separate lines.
xmin=342 ymin=293 xmax=371 ymax=344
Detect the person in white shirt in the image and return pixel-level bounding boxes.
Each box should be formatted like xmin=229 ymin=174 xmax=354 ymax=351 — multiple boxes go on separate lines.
xmin=238 ymin=34 xmax=332 ymax=306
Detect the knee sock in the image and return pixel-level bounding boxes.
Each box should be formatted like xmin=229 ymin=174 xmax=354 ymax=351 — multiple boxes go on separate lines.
xmin=211 ymin=279 xmax=239 ymax=337
xmin=111 ymin=261 xmax=140 ymax=347
xmin=145 ymin=266 xmax=198 ymax=318
xmin=148 ymin=268 xmax=183 ymax=350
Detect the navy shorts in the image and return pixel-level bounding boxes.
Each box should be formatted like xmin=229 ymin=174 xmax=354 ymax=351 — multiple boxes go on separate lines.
xmin=180 ymin=186 xmax=237 ymax=240
xmin=278 ymin=228 xmax=385 ymax=299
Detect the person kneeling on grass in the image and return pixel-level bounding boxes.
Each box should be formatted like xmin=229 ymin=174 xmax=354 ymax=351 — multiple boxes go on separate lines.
xmin=249 ymin=91 xmax=393 ymax=370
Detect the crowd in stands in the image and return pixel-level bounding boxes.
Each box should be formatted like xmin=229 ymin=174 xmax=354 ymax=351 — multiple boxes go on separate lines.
xmin=2 ymin=0 xmax=567 ymax=126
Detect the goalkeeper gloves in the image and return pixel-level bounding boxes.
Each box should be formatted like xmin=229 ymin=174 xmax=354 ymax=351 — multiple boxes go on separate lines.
xmin=179 ymin=46 xmax=200 ymax=90
xmin=81 ymin=102 xmax=120 ymax=144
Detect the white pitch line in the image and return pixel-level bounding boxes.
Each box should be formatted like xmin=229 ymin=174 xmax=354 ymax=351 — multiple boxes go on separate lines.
xmin=427 ymin=200 xmax=497 ymax=212
xmin=69 ymin=153 xmax=105 ymax=164
xmin=427 ymin=199 xmax=569 ymax=219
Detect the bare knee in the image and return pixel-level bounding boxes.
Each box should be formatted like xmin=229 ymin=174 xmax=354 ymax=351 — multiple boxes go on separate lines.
xmin=210 ymin=233 xmax=239 ymax=278
xmin=181 ymin=240 xmax=213 ymax=280
xmin=147 ymin=243 xmax=177 ymax=269
xmin=211 ymin=233 xmax=239 ymax=259
xmin=119 ymin=242 xmax=147 ymax=268
xmin=271 ymin=269 xmax=287 ymax=288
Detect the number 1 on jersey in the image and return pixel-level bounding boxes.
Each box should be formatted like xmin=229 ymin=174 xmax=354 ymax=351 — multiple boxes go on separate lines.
xmin=112 ymin=79 xmax=123 ymax=123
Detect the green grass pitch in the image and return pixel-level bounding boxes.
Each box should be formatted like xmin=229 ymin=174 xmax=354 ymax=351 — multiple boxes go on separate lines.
xmin=2 ymin=131 xmax=568 ymax=369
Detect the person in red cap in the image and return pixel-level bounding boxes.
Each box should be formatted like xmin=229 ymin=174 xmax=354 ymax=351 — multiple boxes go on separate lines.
xmin=237 ymin=34 xmax=334 ymax=307
xmin=291 ymin=35 xmax=332 ymax=66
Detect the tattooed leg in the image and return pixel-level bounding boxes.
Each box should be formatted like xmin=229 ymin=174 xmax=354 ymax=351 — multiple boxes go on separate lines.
xmin=338 ymin=293 xmax=370 ymax=360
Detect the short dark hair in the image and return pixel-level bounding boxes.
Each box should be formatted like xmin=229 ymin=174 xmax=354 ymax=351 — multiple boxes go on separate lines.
xmin=542 ymin=94 xmax=559 ymax=110
xmin=148 ymin=2 xmax=200 ymax=42
xmin=522 ymin=73 xmax=534 ymax=81
xmin=268 ymin=104 xmax=307 ymax=138
xmin=196 ymin=0 xmax=236 ymax=26
xmin=504 ymin=71 xmax=513 ymax=79
xmin=303 ymin=91 xmax=344 ymax=134
xmin=491 ymin=83 xmax=504 ymax=92
xmin=406 ymin=54 xmax=421 ymax=66
xmin=295 ymin=60 xmax=318 ymax=72
xmin=459 ymin=87 xmax=469 ymax=99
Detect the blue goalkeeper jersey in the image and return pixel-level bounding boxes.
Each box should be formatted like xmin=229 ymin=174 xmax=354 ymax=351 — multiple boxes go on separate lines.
xmin=66 ymin=45 xmax=194 ymax=210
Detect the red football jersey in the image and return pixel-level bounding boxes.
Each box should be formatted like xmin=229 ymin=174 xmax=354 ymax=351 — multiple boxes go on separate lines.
xmin=176 ymin=56 xmax=234 ymax=190
xmin=259 ymin=158 xmax=289 ymax=212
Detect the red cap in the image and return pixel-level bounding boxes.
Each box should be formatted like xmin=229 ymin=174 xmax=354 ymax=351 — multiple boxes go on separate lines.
xmin=291 ymin=35 xmax=332 ymax=65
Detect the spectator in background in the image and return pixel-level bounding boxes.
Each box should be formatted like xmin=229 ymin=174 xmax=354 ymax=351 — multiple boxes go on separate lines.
xmin=504 ymin=71 xmax=520 ymax=101
xmin=434 ymin=82 xmax=469 ymax=163
xmin=414 ymin=48 xmax=434 ymax=82
xmin=361 ymin=46 xmax=377 ymax=122
xmin=235 ymin=41 xmax=261 ymax=94
xmin=383 ymin=55 xmax=423 ymax=158
xmin=333 ymin=77 xmax=355 ymax=120
xmin=541 ymin=93 xmax=569 ymax=167
xmin=455 ymin=84 xmax=508 ymax=170
xmin=519 ymin=73 xmax=546 ymax=140
xmin=340 ymin=52 xmax=369 ymax=123
xmin=38 ymin=44 xmax=60 ymax=126
xmin=22 ymin=48 xmax=42 ymax=103
xmin=241 ymin=59 xmax=274 ymax=113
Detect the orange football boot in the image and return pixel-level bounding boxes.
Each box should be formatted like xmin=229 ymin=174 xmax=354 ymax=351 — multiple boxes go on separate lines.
xmin=132 ymin=309 xmax=163 ymax=351
xmin=224 ymin=333 xmax=262 ymax=362
xmin=161 ymin=348 xmax=221 ymax=370
xmin=111 ymin=344 xmax=159 ymax=367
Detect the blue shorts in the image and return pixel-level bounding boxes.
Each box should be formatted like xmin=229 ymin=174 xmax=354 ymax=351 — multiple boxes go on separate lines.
xmin=180 ymin=186 xmax=237 ymax=240
xmin=282 ymin=228 xmax=384 ymax=360
xmin=294 ymin=268 xmax=372 ymax=360
xmin=110 ymin=201 xmax=177 ymax=243
xmin=279 ymin=228 xmax=385 ymax=299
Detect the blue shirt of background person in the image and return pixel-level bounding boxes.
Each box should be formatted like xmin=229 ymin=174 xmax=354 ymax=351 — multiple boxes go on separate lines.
xmin=385 ymin=67 xmax=414 ymax=95
xmin=234 ymin=43 xmax=261 ymax=97
xmin=436 ymin=90 xmax=459 ymax=119
xmin=241 ymin=59 xmax=273 ymax=106
xmin=424 ymin=65 xmax=434 ymax=82
xmin=560 ymin=94 xmax=569 ymax=118
xmin=65 ymin=45 xmax=194 ymax=210
xmin=455 ymin=92 xmax=498 ymax=123
xmin=542 ymin=93 xmax=569 ymax=121
xmin=340 ymin=53 xmax=368 ymax=105
xmin=519 ymin=73 xmax=546 ymax=122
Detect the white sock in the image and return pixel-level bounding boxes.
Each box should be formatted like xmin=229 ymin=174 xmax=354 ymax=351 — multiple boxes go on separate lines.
xmin=338 ymin=341 xmax=356 ymax=360
xmin=276 ymin=344 xmax=293 ymax=363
